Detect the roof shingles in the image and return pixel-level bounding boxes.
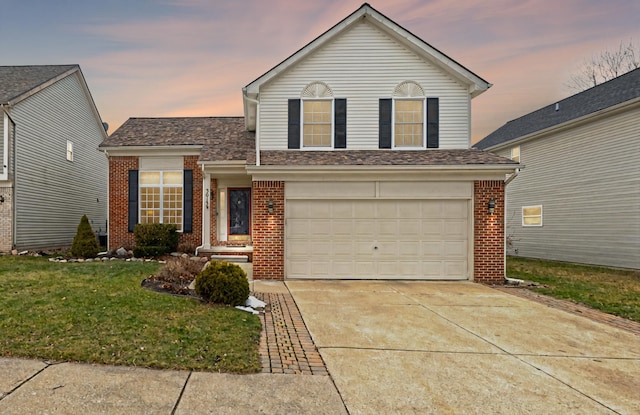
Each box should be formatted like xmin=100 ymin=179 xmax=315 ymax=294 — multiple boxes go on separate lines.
xmin=0 ymin=65 xmax=78 ymax=104
xmin=104 ymin=117 xmax=516 ymax=167
xmin=475 ymin=68 xmax=640 ymax=150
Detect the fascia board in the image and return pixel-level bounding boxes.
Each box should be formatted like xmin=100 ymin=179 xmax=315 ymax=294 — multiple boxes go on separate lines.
xmin=100 ymin=145 xmax=203 ymax=157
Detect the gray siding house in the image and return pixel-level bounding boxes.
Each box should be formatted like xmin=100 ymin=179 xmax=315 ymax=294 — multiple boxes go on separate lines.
xmin=0 ymin=65 xmax=108 ymax=251
xmin=475 ymin=68 xmax=640 ymax=269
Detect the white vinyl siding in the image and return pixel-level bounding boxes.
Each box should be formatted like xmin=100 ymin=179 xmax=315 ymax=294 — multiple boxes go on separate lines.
xmin=259 ymin=21 xmax=470 ymax=150
xmin=501 ymin=105 xmax=640 ymax=269
xmin=12 ymin=72 xmax=108 ymax=250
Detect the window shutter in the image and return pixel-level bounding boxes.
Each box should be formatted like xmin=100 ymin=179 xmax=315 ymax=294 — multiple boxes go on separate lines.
xmin=183 ymin=169 xmax=193 ymax=233
xmin=334 ymin=98 xmax=347 ymax=148
xmin=379 ymin=99 xmax=392 ymax=149
xmin=427 ymin=98 xmax=439 ymax=148
xmin=288 ymin=99 xmax=301 ymax=149
xmin=128 ymin=170 xmax=138 ymax=233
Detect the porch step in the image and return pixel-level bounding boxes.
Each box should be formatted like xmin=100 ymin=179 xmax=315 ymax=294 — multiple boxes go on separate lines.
xmin=209 ymin=254 xmax=249 ymax=263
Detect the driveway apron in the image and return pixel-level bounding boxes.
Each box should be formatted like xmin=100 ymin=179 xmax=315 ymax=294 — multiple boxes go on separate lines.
xmin=286 ymin=280 xmax=640 ymax=415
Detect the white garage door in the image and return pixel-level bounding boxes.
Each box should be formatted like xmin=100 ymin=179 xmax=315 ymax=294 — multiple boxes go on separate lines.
xmin=285 ymin=199 xmax=469 ymax=280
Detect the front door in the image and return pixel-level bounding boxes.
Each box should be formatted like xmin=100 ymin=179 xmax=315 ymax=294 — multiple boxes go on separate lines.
xmin=228 ymin=188 xmax=251 ymax=241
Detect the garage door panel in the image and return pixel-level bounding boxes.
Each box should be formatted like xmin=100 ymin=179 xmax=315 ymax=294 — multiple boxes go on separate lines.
xmin=286 ymin=199 xmax=469 ymax=280
xmin=444 ymin=221 xmax=467 ymax=238
xmin=443 ymin=241 xmax=467 ymax=258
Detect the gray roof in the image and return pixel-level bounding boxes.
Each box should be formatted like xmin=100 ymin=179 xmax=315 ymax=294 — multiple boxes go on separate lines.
xmin=101 ymin=117 xmax=256 ymax=162
xmin=104 ymin=117 xmax=516 ymax=167
xmin=475 ymin=68 xmax=640 ymax=150
xmin=0 ymin=65 xmax=78 ymax=104
xmin=251 ymin=149 xmax=518 ymax=167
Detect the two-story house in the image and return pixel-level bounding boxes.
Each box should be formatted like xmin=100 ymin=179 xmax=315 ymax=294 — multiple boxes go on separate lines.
xmin=100 ymin=4 xmax=519 ymax=282
xmin=1 ymin=65 xmax=108 ymax=252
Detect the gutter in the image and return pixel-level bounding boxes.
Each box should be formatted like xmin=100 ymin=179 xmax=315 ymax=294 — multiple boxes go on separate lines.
xmin=194 ymin=164 xmax=207 ymax=256
xmin=504 ymin=167 xmax=520 ymax=186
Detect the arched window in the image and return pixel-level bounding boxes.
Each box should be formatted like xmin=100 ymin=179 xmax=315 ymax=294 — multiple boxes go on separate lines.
xmin=378 ymin=81 xmax=438 ymax=149
xmin=288 ymin=82 xmax=346 ymax=149
xmin=393 ymin=81 xmax=425 ymax=147
xmin=301 ymin=82 xmax=334 ymax=148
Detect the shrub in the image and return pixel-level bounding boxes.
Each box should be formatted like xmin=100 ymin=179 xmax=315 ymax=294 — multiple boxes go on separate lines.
xmin=195 ymin=261 xmax=249 ymax=306
xmin=156 ymin=256 xmax=205 ymax=284
xmin=133 ymin=223 xmax=179 ymax=258
xmin=176 ymin=242 xmax=197 ymax=255
xmin=70 ymin=215 xmax=99 ymax=258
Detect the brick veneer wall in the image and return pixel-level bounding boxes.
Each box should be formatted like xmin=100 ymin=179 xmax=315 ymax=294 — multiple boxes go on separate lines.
xmin=252 ymin=181 xmax=284 ymax=280
xmin=182 ymin=156 xmax=203 ymax=249
xmin=474 ymin=180 xmax=505 ymax=284
xmin=108 ymin=156 xmax=138 ymax=250
xmin=107 ymin=155 xmax=202 ymax=251
xmin=0 ymin=187 xmax=13 ymax=252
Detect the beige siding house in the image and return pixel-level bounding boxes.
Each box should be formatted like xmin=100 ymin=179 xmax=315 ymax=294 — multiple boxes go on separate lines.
xmin=102 ymin=4 xmax=518 ymax=282
xmin=0 ymin=65 xmax=108 ymax=251
xmin=475 ymin=69 xmax=640 ymax=269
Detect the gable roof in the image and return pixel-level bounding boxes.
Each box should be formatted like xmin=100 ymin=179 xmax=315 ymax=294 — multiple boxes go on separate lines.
xmin=0 ymin=65 xmax=79 ymax=104
xmin=242 ymin=3 xmax=491 ymax=131
xmin=100 ymin=117 xmax=256 ymax=163
xmin=475 ymin=68 xmax=640 ymax=150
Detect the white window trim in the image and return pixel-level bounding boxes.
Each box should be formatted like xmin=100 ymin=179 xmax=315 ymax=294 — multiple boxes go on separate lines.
xmin=139 ymin=170 xmax=184 ymax=232
xmin=522 ymin=205 xmax=543 ymax=227
xmin=510 ymin=146 xmax=520 ymax=163
xmin=300 ymin=98 xmax=335 ymax=150
xmin=392 ymin=98 xmax=426 ymax=149
xmin=66 ymin=140 xmax=74 ymax=162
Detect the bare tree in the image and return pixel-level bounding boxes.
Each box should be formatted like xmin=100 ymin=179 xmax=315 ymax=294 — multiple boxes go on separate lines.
xmin=566 ymin=40 xmax=640 ymax=92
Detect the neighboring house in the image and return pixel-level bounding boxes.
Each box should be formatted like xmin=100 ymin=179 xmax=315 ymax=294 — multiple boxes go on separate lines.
xmin=475 ymin=68 xmax=640 ymax=269
xmin=0 ymin=65 xmax=108 ymax=252
xmin=100 ymin=4 xmax=518 ymax=282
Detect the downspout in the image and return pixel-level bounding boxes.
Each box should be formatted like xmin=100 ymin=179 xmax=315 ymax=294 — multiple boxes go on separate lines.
xmin=1 ymin=104 xmax=17 ymax=249
xmin=503 ymin=168 xmax=520 ymax=282
xmin=244 ymin=96 xmax=260 ymax=167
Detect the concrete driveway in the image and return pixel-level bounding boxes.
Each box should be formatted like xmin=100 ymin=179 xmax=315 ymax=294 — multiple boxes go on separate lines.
xmin=287 ymin=280 xmax=640 ymax=414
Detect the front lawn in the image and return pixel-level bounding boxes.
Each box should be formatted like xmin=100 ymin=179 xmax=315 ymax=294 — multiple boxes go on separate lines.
xmin=507 ymin=256 xmax=640 ymax=323
xmin=0 ymin=256 xmax=262 ymax=373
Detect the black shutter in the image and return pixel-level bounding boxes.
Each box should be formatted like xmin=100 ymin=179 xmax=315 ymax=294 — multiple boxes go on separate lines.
xmin=183 ymin=170 xmax=193 ymax=233
xmin=427 ymin=98 xmax=439 ymax=148
xmin=288 ymin=99 xmax=301 ymax=149
xmin=127 ymin=170 xmax=138 ymax=233
xmin=334 ymin=98 xmax=347 ymax=148
xmin=379 ymin=99 xmax=392 ymax=149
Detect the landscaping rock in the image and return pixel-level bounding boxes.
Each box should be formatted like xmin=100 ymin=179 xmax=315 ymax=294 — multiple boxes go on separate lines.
xmin=116 ymin=247 xmax=128 ymax=257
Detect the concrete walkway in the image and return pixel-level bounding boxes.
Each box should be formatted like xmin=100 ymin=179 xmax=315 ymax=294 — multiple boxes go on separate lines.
xmin=2 ymin=281 xmax=639 ymax=414
xmin=287 ymin=280 xmax=640 ymax=414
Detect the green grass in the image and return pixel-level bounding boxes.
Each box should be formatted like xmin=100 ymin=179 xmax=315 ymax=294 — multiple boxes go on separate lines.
xmin=0 ymin=256 xmax=262 ymax=373
xmin=507 ymin=256 xmax=640 ymax=323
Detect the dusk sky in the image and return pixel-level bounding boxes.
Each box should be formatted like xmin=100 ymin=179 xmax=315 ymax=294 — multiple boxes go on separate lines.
xmin=2 ymin=0 xmax=638 ymax=142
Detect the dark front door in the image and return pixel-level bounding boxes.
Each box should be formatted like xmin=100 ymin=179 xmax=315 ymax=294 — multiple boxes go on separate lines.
xmin=228 ymin=188 xmax=251 ymax=240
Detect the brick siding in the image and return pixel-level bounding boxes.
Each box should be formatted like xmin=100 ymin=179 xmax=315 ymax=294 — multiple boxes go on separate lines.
xmin=252 ymin=181 xmax=284 ymax=280
xmin=107 ymin=155 xmax=202 ymax=251
xmin=0 ymin=187 xmax=13 ymax=251
xmin=473 ymin=180 xmax=505 ymax=283
xmin=108 ymin=156 xmax=138 ymax=250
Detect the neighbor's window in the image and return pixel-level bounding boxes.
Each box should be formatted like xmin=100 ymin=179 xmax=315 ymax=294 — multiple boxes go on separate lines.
xmin=511 ymin=146 xmax=520 ymax=163
xmin=303 ymin=99 xmax=333 ymax=147
xmin=66 ymin=140 xmax=74 ymax=161
xmin=394 ymin=99 xmax=424 ymax=147
xmin=522 ymin=205 xmax=542 ymax=226
xmin=139 ymin=171 xmax=183 ymax=231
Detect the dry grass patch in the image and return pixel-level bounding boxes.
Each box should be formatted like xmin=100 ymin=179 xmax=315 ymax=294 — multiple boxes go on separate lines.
xmin=507 ymin=257 xmax=640 ymax=322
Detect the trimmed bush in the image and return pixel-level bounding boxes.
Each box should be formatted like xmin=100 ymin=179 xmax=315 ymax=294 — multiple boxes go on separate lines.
xmin=133 ymin=223 xmax=179 ymax=258
xmin=195 ymin=261 xmax=249 ymax=306
xmin=70 ymin=215 xmax=99 ymax=258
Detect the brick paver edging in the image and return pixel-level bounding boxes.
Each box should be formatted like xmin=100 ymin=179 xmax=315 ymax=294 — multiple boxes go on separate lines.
xmin=494 ymin=287 xmax=640 ymax=336
xmin=254 ymin=292 xmax=328 ymax=375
